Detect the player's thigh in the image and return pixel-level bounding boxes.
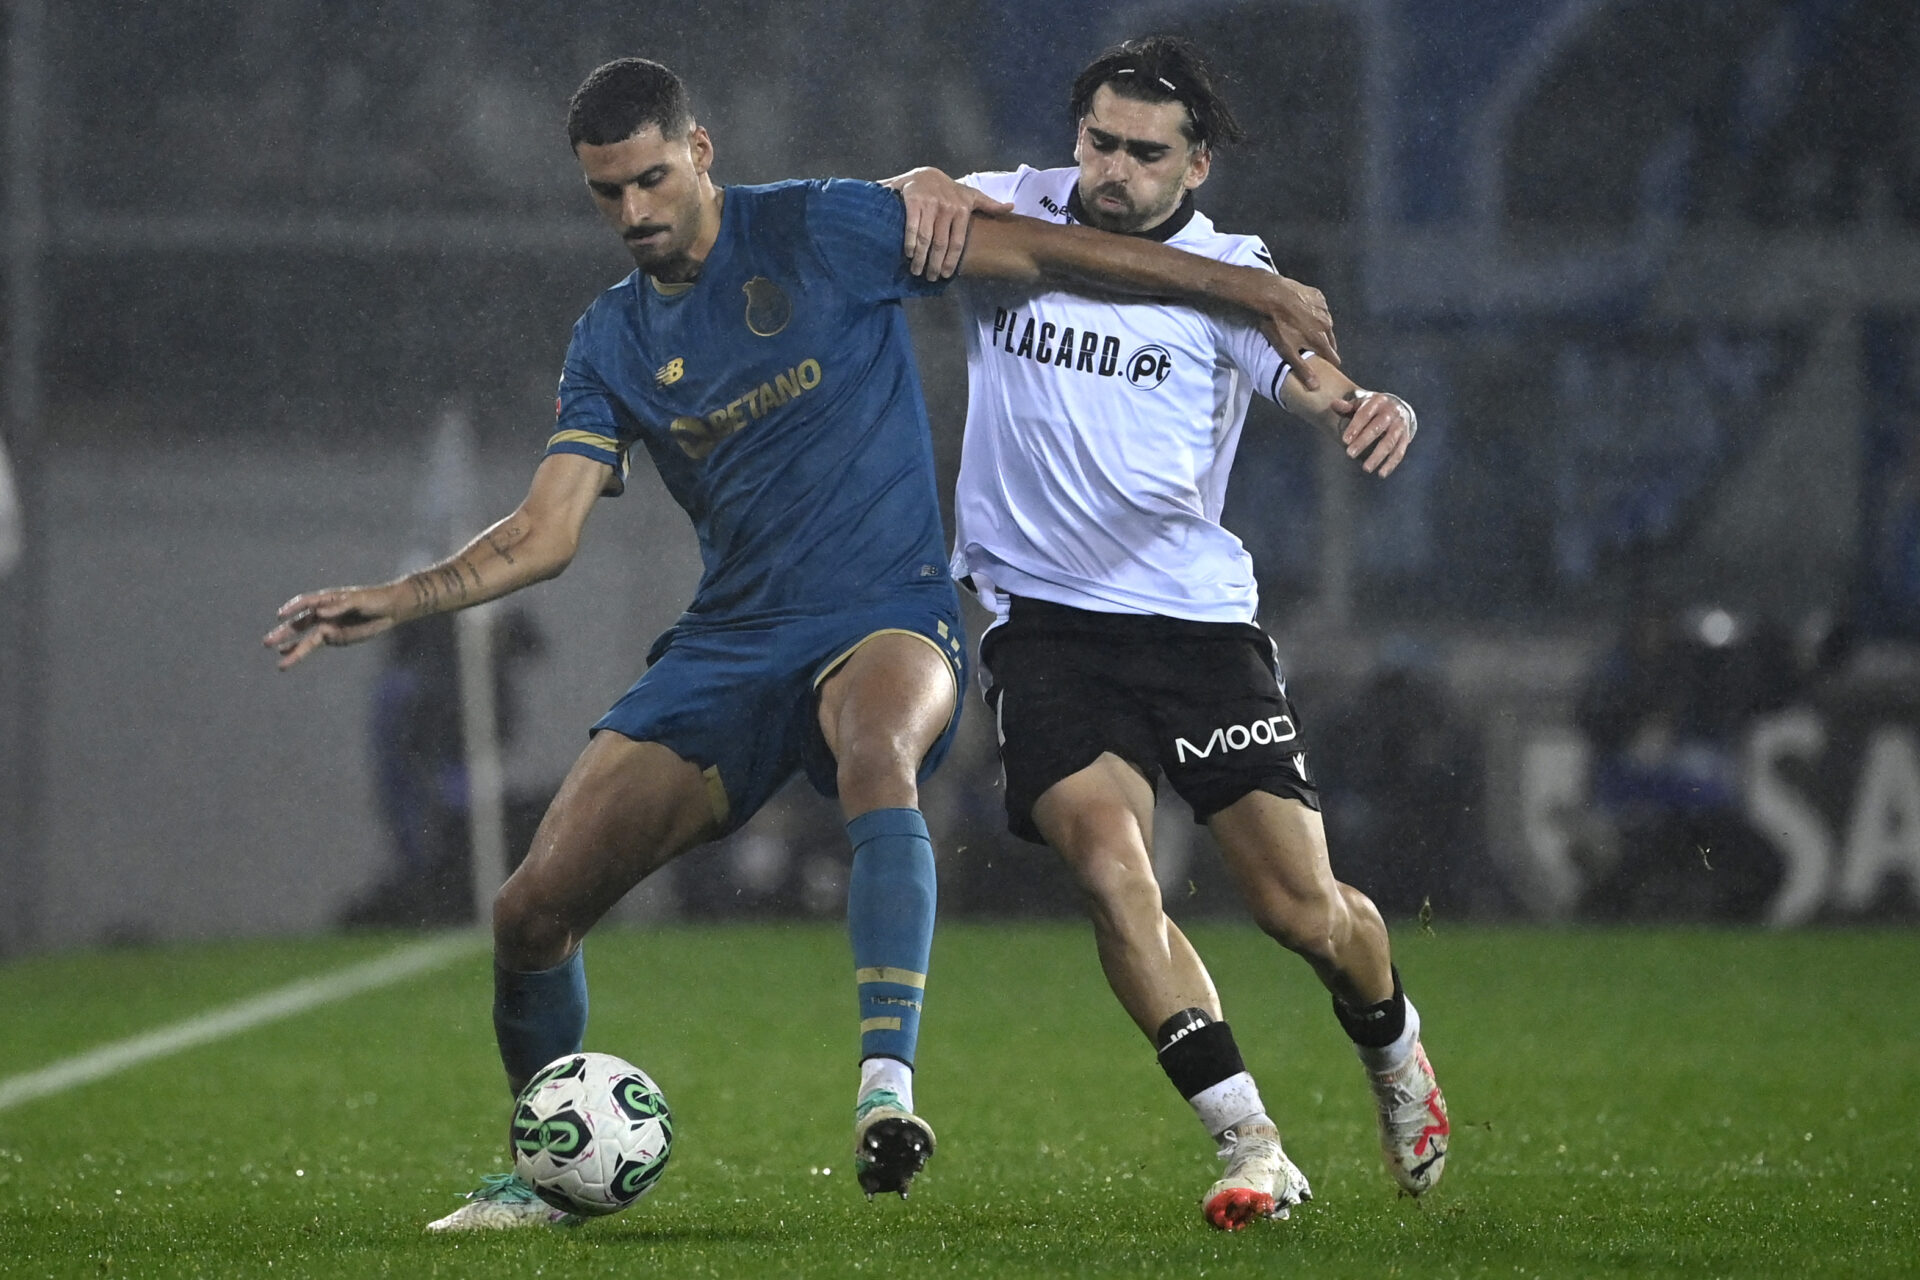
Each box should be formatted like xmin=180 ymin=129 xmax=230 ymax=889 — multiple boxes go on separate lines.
xmin=1207 ymin=789 xmax=1343 ymax=918
xmin=981 ymin=609 xmax=1162 ymax=844
xmin=1031 ymin=751 xmax=1163 ymax=903
xmin=500 ymin=731 xmax=721 ymax=934
xmin=815 ymin=629 xmax=958 ymax=769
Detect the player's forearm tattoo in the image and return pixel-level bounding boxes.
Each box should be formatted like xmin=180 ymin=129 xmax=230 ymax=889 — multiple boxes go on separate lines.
xmin=432 ymin=564 xmax=472 ymax=604
xmin=485 ymin=528 xmax=519 ymax=567
xmin=405 ymin=562 xmax=477 ymax=617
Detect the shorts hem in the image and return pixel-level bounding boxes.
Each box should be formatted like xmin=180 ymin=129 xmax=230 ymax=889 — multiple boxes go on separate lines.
xmin=1186 ymin=775 xmax=1322 ymax=825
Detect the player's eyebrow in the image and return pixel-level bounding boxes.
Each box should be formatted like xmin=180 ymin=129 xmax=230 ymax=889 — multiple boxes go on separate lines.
xmin=1086 ymin=126 xmax=1174 ymax=163
xmin=586 ymin=164 xmax=671 ymax=196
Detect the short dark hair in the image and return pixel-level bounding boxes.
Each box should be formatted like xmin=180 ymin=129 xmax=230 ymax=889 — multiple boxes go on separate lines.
xmin=1068 ymin=36 xmax=1245 ymax=148
xmin=567 ymin=58 xmax=693 ymax=149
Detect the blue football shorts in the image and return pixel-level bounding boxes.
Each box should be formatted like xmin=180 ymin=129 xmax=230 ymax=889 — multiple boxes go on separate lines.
xmin=592 ymin=583 xmax=968 ymax=834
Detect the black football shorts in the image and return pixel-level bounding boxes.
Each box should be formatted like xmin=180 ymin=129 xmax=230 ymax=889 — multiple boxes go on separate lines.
xmin=979 ymin=596 xmax=1320 ymax=843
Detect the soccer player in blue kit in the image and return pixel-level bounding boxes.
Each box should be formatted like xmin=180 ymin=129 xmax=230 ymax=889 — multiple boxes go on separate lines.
xmin=265 ymin=56 xmax=1336 ymax=1229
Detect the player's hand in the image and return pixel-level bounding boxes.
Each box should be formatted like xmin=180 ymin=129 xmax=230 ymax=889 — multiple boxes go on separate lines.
xmin=1333 ymin=391 xmax=1415 ymax=478
xmin=1279 ymin=276 xmax=1337 ymax=364
xmin=885 ymin=167 xmax=1013 ymax=280
xmin=263 ymin=585 xmax=401 ymax=670
xmin=1251 ymin=274 xmax=1341 ymax=392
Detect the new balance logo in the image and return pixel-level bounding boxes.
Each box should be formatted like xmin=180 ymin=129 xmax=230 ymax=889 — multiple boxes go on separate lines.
xmin=1174 ymin=715 xmax=1297 ymax=764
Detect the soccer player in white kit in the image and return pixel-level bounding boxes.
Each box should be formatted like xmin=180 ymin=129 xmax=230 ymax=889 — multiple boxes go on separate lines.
xmin=890 ymin=36 xmax=1449 ymax=1230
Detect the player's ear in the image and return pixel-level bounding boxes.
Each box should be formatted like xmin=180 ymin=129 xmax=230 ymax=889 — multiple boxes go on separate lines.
xmin=1184 ymin=143 xmax=1211 ymax=192
xmin=688 ymin=124 xmax=713 ymax=175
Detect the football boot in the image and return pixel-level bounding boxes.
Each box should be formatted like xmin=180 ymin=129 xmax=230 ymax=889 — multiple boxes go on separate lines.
xmin=1366 ymin=1041 xmax=1449 ymax=1195
xmin=425 ymin=1172 xmax=580 ymax=1232
xmin=1202 ymin=1126 xmax=1313 ymax=1231
xmin=852 ymin=1089 xmax=936 ymax=1199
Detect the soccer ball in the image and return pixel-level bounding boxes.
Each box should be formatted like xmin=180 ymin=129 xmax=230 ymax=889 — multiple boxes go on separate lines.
xmin=511 ymin=1051 xmax=673 ymax=1216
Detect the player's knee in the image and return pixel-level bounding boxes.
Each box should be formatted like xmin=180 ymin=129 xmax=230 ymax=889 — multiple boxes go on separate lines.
xmin=1051 ymin=819 xmax=1161 ymax=930
xmin=492 ymin=880 xmax=573 ymax=971
xmin=1076 ymin=853 xmax=1163 ymax=929
xmin=1252 ymin=887 xmax=1348 ymax=965
xmin=833 ymin=728 xmax=920 ymax=797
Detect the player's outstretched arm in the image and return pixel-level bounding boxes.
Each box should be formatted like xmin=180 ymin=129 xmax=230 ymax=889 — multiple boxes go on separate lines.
xmin=263 ymin=451 xmax=609 ymax=671
xmin=955 ymin=210 xmax=1340 ymax=390
xmin=880 ymin=167 xmax=1013 ymax=281
xmin=1278 ymin=357 xmax=1418 ymax=478
xmin=889 ymin=167 xmax=1335 ymax=359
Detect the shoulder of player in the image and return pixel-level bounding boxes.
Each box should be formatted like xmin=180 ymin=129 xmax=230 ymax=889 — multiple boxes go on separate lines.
xmin=573 ymin=270 xmax=645 ymax=335
xmin=1170 ymin=216 xmax=1274 ymax=271
xmin=773 ymin=176 xmax=912 ymax=233
xmin=966 ymin=164 xmax=1075 ymax=219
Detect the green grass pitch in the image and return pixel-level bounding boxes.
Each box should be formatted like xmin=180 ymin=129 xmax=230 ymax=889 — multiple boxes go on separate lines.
xmin=1 ymin=923 xmax=1916 ymax=1278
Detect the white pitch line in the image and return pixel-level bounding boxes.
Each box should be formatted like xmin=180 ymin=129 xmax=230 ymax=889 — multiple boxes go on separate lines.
xmin=0 ymin=930 xmax=486 ymax=1113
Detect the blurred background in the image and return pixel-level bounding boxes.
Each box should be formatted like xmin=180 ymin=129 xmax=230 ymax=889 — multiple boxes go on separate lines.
xmin=1 ymin=0 xmax=1916 ymax=954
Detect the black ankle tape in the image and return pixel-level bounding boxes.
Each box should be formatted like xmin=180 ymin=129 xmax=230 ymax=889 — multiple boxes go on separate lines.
xmin=1154 ymin=1008 xmax=1247 ymax=1099
xmin=1154 ymin=1007 xmax=1213 ymax=1054
xmin=1333 ymin=965 xmax=1407 ymax=1049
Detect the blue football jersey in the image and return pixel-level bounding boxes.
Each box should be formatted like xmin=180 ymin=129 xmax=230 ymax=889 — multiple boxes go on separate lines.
xmin=547 ymin=179 xmax=952 ymax=626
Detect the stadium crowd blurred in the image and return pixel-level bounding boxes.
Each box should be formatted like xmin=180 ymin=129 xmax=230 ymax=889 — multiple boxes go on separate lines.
xmin=4 ymin=0 xmax=1919 ymax=947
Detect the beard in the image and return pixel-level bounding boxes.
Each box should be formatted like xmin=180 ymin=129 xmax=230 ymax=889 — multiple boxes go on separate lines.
xmin=624 ymin=227 xmax=703 ymax=283
xmin=1078 ymin=179 xmax=1179 ymax=234
xmin=622 ymin=187 xmax=710 ymax=282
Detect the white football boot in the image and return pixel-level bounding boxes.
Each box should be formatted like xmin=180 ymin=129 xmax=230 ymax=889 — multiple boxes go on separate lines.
xmin=852 ymin=1088 xmax=936 ymax=1199
xmin=1201 ymin=1126 xmax=1313 ymax=1231
xmin=1366 ymin=1040 xmax=1450 ymax=1195
xmin=425 ymin=1172 xmax=580 ymax=1231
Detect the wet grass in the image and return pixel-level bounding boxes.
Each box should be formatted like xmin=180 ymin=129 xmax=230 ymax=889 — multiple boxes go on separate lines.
xmin=2 ymin=923 xmax=1915 ymax=1277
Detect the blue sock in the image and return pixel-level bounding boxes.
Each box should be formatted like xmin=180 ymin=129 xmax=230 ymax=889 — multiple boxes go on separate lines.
xmin=846 ymin=807 xmax=937 ymax=1069
xmin=493 ymin=948 xmax=588 ymax=1097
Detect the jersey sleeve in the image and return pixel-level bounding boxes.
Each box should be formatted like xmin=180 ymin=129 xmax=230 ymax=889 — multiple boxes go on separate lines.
xmin=1214 ymin=235 xmax=1297 ymax=405
xmin=545 ymin=318 xmax=630 ymax=497
xmin=804 ymin=178 xmax=952 ymax=305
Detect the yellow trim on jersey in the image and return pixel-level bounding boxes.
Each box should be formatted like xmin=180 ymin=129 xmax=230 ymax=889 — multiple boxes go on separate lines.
xmin=547 ymin=428 xmax=622 ymax=454
xmin=855 ymin=966 xmax=927 ymax=990
xmin=814 ymin=628 xmax=956 ymax=689
xmin=814 ymin=627 xmax=962 ymax=734
xmin=702 ymin=765 xmax=730 ymax=830
xmin=860 ymin=1016 xmax=903 ymax=1034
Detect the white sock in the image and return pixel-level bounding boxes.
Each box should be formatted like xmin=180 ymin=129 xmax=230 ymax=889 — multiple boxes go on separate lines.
xmin=1356 ymin=998 xmax=1421 ymax=1074
xmin=859 ymin=1056 xmax=913 ymax=1113
xmin=1188 ymin=1070 xmax=1270 ymax=1140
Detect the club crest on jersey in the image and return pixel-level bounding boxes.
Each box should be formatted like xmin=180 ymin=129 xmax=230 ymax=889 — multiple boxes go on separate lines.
xmin=742 ymin=276 xmax=792 ymax=337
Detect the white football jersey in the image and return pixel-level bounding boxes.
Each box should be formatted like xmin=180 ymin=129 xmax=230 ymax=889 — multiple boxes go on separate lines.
xmin=951 ymin=165 xmax=1293 ymax=626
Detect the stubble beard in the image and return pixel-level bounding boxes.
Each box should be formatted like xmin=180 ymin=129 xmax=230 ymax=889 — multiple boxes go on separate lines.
xmin=624 ymin=227 xmax=704 ymax=283
xmin=635 ymin=248 xmax=703 ymax=284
